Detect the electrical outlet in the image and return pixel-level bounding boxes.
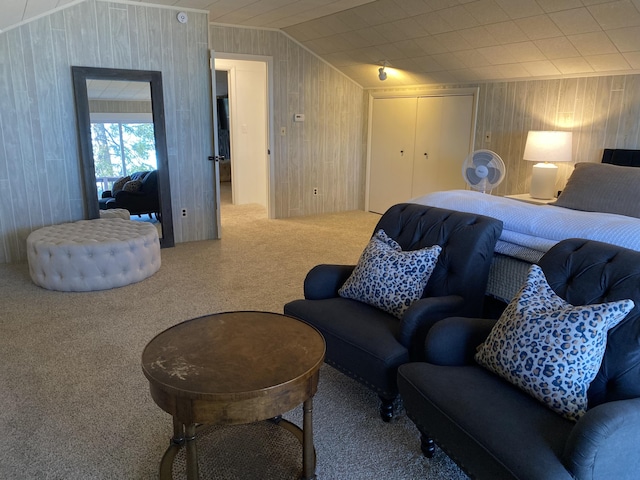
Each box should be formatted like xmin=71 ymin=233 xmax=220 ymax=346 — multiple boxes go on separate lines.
xmin=181 ymin=208 xmax=187 ymax=217
xmin=313 ymin=187 xmax=318 ymax=196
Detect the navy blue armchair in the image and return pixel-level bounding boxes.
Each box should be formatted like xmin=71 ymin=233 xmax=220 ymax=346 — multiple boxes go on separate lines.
xmin=398 ymin=238 xmax=640 ymax=480
xmin=284 ymin=203 xmax=503 ymax=421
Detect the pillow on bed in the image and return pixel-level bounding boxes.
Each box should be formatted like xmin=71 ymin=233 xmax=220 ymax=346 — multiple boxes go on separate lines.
xmin=475 ymin=264 xmax=634 ymax=421
xmin=338 ymin=229 xmax=441 ymax=319
xmin=554 ymin=162 xmax=640 ymax=218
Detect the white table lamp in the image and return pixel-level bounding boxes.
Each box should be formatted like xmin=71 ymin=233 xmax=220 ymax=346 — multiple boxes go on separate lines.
xmin=523 ymin=131 xmax=573 ymax=199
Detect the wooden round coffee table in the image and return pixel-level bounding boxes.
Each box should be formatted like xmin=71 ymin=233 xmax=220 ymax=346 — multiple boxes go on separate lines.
xmin=141 ymin=311 xmax=325 ymax=480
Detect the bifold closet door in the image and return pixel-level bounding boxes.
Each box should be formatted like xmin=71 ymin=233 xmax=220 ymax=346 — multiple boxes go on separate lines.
xmin=411 ymin=95 xmax=473 ymax=198
xmin=368 ymin=97 xmax=417 ymax=215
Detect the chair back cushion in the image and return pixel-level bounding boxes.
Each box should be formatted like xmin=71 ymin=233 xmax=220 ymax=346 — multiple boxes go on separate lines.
xmin=375 ymin=203 xmax=503 ymax=317
xmin=130 ymin=171 xmax=149 ymax=181
xmin=539 ymin=239 xmax=640 ymax=407
xmin=140 ymin=170 xmax=158 ymax=194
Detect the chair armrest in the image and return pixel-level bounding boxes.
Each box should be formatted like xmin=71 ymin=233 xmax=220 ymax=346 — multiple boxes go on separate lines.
xmin=423 ymin=316 xmax=497 ymax=366
xmin=398 ymin=295 xmax=466 ymax=354
xmin=102 ymin=191 xmax=112 ymax=198
xmin=303 ymin=264 xmax=355 ymax=300
xmin=563 ymin=398 xmax=640 ymax=480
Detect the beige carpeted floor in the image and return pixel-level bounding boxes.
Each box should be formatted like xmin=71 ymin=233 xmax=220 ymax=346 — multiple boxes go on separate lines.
xmin=0 ymin=192 xmax=468 ymax=479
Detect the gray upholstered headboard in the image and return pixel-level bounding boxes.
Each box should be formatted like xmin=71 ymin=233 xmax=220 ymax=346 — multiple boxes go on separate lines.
xmin=602 ymin=148 xmax=640 ymax=167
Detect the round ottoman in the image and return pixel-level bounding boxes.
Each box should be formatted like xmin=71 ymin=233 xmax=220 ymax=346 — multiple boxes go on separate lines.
xmin=99 ymin=208 xmax=130 ymax=220
xmin=27 ymin=218 xmax=161 ymax=292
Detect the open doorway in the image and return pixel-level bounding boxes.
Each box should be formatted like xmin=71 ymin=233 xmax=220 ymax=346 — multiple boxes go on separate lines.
xmin=214 ymin=56 xmax=272 ymax=220
xmin=214 ymin=71 xmax=232 ymax=206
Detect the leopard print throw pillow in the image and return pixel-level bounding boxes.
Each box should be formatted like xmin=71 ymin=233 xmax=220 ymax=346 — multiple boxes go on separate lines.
xmin=338 ymin=229 xmax=441 ymax=319
xmin=475 ymin=264 xmax=634 ymax=421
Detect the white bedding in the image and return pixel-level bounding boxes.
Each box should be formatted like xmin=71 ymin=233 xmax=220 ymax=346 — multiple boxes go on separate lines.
xmin=412 ymin=190 xmax=640 ymax=257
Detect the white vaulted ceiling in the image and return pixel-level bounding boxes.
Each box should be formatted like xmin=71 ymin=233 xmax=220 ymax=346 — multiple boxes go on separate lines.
xmin=0 ymin=0 xmax=375 ymax=31
xmin=3 ymin=0 xmax=640 ymax=88
xmin=285 ymin=0 xmax=640 ymax=87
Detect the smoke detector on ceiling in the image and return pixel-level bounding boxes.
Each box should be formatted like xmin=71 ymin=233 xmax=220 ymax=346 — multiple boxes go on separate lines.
xmin=177 ymin=12 xmax=188 ymax=24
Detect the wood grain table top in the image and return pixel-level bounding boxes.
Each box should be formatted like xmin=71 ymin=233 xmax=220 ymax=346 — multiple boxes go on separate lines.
xmin=141 ymin=311 xmax=325 ymax=424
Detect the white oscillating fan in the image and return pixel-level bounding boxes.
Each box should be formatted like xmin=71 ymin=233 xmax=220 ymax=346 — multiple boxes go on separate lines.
xmin=462 ymin=149 xmax=505 ymax=193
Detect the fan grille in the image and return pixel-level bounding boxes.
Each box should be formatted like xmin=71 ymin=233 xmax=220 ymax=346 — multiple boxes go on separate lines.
xmin=462 ymin=149 xmax=505 ymax=193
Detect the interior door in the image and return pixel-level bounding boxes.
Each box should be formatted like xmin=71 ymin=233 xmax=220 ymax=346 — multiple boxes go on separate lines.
xmin=209 ymin=50 xmax=222 ymax=238
xmin=412 ymin=96 xmax=443 ymax=197
xmin=217 ymin=59 xmax=268 ymax=208
xmin=436 ymin=94 xmax=474 ymax=190
xmin=368 ymin=97 xmax=417 ymax=214
xmin=412 ymin=95 xmax=473 ymax=197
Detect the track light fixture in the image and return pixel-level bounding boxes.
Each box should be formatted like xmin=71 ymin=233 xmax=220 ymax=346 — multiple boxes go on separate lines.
xmin=378 ymin=61 xmax=388 ymax=81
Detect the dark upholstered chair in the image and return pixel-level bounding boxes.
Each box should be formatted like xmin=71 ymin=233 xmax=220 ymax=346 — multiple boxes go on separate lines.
xmin=284 ymin=203 xmax=503 ymax=421
xmin=398 ymin=238 xmax=640 ymax=480
xmin=100 ymin=170 xmax=160 ymax=217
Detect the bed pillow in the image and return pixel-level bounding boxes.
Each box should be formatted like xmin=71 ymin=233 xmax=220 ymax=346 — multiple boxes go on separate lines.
xmin=554 ymin=162 xmax=640 ymax=218
xmin=475 ymin=264 xmax=634 ymax=421
xmin=338 ymin=229 xmax=442 ymax=319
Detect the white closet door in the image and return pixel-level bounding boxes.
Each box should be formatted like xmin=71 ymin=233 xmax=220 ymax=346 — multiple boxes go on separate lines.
xmin=412 ymin=96 xmax=443 ymax=197
xmin=368 ymin=97 xmax=417 ymax=214
xmin=412 ymin=95 xmax=473 ymax=198
xmin=437 ymin=94 xmax=474 ymax=190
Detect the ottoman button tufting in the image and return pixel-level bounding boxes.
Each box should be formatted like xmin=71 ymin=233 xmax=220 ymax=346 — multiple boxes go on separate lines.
xmin=26 ymin=219 xmax=161 ymax=292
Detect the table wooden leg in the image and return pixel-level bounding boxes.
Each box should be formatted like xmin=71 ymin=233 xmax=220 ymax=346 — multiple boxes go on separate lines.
xmin=301 ymin=398 xmax=316 ymax=480
xmin=172 ymin=416 xmax=185 ymax=445
xmin=159 ymin=417 xmax=186 ymax=480
xmin=185 ymin=423 xmax=199 ymax=480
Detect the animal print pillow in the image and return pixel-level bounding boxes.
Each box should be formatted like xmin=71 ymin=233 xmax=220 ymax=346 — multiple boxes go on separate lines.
xmin=122 ymin=180 xmax=143 ymax=192
xmin=475 ymin=264 xmax=634 ymax=421
xmin=112 ymin=176 xmax=131 ymax=194
xmin=338 ymin=229 xmax=441 ymax=319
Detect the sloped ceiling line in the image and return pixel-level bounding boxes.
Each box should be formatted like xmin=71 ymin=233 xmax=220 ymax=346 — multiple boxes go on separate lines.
xmin=3 ymin=0 xmax=640 ymax=88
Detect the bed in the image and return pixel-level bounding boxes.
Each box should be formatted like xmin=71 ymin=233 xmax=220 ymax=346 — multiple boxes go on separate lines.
xmin=412 ymin=148 xmax=640 ymax=304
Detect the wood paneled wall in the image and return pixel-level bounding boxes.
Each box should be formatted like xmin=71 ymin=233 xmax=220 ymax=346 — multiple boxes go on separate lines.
xmin=4 ymin=0 xmax=640 ymax=265
xmin=475 ymin=75 xmax=640 ymax=196
xmin=209 ymin=25 xmax=366 ymax=218
xmin=0 ymin=0 xmax=213 ymax=264
xmin=367 ymin=74 xmax=640 ymax=197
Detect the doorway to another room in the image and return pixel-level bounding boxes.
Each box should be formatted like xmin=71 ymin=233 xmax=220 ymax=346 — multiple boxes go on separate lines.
xmin=214 ymin=56 xmax=271 ymax=223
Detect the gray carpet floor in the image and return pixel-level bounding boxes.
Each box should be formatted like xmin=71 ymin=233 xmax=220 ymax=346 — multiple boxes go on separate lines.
xmin=0 ymin=195 xmax=468 ymax=479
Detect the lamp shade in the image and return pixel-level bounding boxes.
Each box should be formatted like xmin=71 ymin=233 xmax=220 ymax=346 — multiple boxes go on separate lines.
xmin=523 ymin=131 xmax=573 ymax=163
xmin=523 ymin=131 xmax=573 ymax=200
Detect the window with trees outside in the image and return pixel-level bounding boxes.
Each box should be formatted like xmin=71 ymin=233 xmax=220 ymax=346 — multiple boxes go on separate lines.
xmin=91 ymin=121 xmax=157 ymax=198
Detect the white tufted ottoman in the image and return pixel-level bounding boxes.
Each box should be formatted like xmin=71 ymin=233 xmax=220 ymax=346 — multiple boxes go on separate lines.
xmin=99 ymin=208 xmax=130 ymax=220
xmin=27 ymin=218 xmax=161 ymax=292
